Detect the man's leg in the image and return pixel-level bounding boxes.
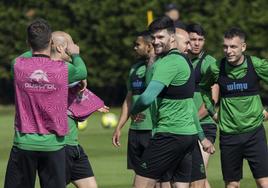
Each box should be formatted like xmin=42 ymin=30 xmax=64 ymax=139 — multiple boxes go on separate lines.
xmin=66 ymin=145 xmax=97 ymax=187
xmin=133 ymin=175 xmax=157 ymax=188
xmin=220 ymin=133 xmax=243 ymax=188
xmin=73 ymin=177 xmax=98 ymax=188
xmin=195 ymin=124 xmax=217 ymax=188
xmin=173 ymin=182 xmax=190 ymax=188
xmin=225 ymin=181 xmax=240 ymax=188
xmin=38 ymin=147 xmax=66 ymax=188
xmin=245 ymin=126 xmax=268 ymax=188
xmin=173 ymin=136 xmax=199 ymax=188
xmin=190 ymin=142 xmax=206 ymax=188
xmin=4 ymin=146 xmax=37 ymax=188
xmin=256 ymin=177 xmax=268 ymax=188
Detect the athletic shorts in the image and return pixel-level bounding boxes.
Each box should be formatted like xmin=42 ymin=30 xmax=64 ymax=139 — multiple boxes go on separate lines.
xmin=4 ymin=146 xmax=65 ymax=188
xmin=135 ymin=132 xmax=198 ymax=182
xmin=190 ymin=141 xmax=206 ymax=182
xmin=127 ymin=129 xmax=152 ymax=170
xmin=220 ymin=125 xmax=268 ymax=181
xmin=65 ymin=145 xmax=94 ymax=184
xmin=201 ymin=123 xmax=217 ymax=143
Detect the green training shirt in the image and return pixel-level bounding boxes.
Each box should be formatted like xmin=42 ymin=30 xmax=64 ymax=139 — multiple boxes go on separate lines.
xmin=200 ymin=55 xmax=268 ymax=134
xmin=65 ymin=117 xmax=79 ymax=146
xmin=149 ymin=49 xmax=202 ymax=136
xmin=192 ymin=53 xmax=217 ymax=125
xmin=12 ymin=51 xmax=87 ymax=151
xmin=127 ymin=61 xmax=152 ymax=130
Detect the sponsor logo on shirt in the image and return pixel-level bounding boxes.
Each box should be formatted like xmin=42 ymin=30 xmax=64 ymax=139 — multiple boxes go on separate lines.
xmin=132 ymin=80 xmax=144 ymax=89
xmin=226 ymin=82 xmax=248 ymax=91
xmin=24 ymin=70 xmax=56 ymax=90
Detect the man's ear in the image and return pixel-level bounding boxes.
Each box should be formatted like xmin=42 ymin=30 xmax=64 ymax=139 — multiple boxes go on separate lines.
xmin=241 ymin=42 xmax=247 ymax=52
xmin=170 ymin=33 xmax=176 ymax=44
xmin=147 ymin=43 xmax=153 ymax=53
xmin=56 ymin=45 xmax=64 ymax=53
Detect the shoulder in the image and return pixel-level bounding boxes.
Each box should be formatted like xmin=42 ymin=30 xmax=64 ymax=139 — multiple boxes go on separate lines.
xmin=129 ymin=61 xmax=146 ymax=75
xmin=247 ymin=55 xmax=266 ymax=69
xmin=204 ymin=54 xmax=216 ymax=63
xmin=20 ymin=51 xmax=32 ymax=58
xmin=163 ymin=53 xmax=188 ymax=66
xmin=131 ymin=61 xmax=145 ymax=70
xmin=249 ymin=55 xmax=263 ymax=64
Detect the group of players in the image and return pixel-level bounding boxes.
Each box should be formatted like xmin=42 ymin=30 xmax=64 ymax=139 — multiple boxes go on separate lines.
xmin=4 ymin=6 xmax=268 ymax=188
xmin=112 ymin=14 xmax=268 ymax=188
xmin=4 ymin=19 xmax=110 ymax=188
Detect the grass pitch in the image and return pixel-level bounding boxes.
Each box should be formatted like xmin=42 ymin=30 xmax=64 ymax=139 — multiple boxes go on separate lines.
xmin=0 ymin=106 xmax=262 ymax=187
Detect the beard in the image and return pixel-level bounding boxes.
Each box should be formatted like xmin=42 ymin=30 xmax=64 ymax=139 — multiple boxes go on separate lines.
xmin=154 ymin=42 xmax=171 ymax=55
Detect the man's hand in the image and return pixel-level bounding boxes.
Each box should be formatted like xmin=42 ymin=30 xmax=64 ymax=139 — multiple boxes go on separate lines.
xmin=79 ymin=79 xmax=87 ymax=92
xmin=263 ymin=109 xmax=268 ymax=121
xmin=130 ymin=113 xmax=145 ymax=123
xmin=200 ymin=138 xmax=215 ymax=154
xmin=66 ymin=43 xmax=80 ymax=55
xmin=112 ymin=129 xmax=121 ymax=147
xmin=98 ymin=105 xmax=110 ymax=113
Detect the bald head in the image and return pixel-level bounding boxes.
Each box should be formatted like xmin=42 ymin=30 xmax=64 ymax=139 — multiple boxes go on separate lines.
xmin=175 ymin=28 xmax=191 ymax=54
xmin=51 ymin=31 xmax=73 ymax=61
xmin=52 ymin=31 xmax=73 ymax=47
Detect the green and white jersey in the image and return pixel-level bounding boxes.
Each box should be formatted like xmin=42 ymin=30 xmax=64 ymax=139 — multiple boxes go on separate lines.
xmin=127 ymin=61 xmax=152 ymax=130
xmin=192 ymin=53 xmax=217 ymax=125
xmin=200 ymin=55 xmax=268 ymax=134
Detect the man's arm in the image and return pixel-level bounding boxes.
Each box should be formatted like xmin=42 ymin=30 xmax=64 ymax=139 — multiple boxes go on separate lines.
xmin=67 ymin=44 xmax=87 ymax=84
xmin=198 ymin=84 xmax=220 ymax=119
xmin=131 ymin=80 xmax=165 ymax=115
xmin=200 ymin=61 xmax=219 ymax=118
xmin=253 ymin=56 xmax=268 ymax=84
xmin=112 ymin=92 xmax=132 ymax=147
xmin=193 ymin=104 xmax=215 ymax=154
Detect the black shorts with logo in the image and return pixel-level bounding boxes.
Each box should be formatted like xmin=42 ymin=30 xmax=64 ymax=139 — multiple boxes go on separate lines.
xmin=220 ymin=125 xmax=268 ymax=181
xmin=4 ymin=146 xmax=66 ymax=188
xmin=65 ymin=145 xmax=94 ymax=184
xmin=127 ymin=129 xmax=152 ymax=170
xmin=187 ymin=123 xmax=216 ymax=182
xmin=135 ymin=132 xmax=198 ymax=182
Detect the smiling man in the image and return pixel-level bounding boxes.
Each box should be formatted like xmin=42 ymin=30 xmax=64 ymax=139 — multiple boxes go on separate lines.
xmin=200 ymin=27 xmax=268 ymax=188
xmin=130 ymin=16 xmax=214 ymax=188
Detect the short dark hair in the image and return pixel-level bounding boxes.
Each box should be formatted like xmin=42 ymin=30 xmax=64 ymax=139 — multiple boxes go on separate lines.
xmin=186 ymin=23 xmax=206 ymax=36
xmin=27 ymin=18 xmax=52 ymax=51
xmin=136 ymin=30 xmax=152 ymax=43
xmin=148 ymin=16 xmax=175 ymax=34
xmin=165 ymin=3 xmax=179 ymax=12
xmin=224 ymin=27 xmax=246 ymax=41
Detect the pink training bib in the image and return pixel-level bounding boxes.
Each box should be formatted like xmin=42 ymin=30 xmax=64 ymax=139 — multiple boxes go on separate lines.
xmin=68 ymin=86 xmax=104 ymax=122
xmin=14 ymin=57 xmax=68 ymax=136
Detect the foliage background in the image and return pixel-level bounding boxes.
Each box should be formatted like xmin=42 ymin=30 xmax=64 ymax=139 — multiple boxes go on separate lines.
xmin=1 ymin=0 xmax=268 ymax=105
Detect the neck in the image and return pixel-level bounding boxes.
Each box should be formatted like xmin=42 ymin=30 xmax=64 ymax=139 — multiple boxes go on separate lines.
xmin=189 ymin=51 xmax=203 ymax=60
xmin=170 ymin=42 xmax=177 ymax=50
xmin=32 ymin=47 xmax=51 ymax=57
xmin=50 ymin=53 xmax=61 ymax=61
xmin=147 ymin=55 xmax=156 ymax=67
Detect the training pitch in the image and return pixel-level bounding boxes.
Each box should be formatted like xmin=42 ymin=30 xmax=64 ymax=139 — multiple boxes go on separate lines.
xmin=0 ymin=106 xmax=264 ymax=188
